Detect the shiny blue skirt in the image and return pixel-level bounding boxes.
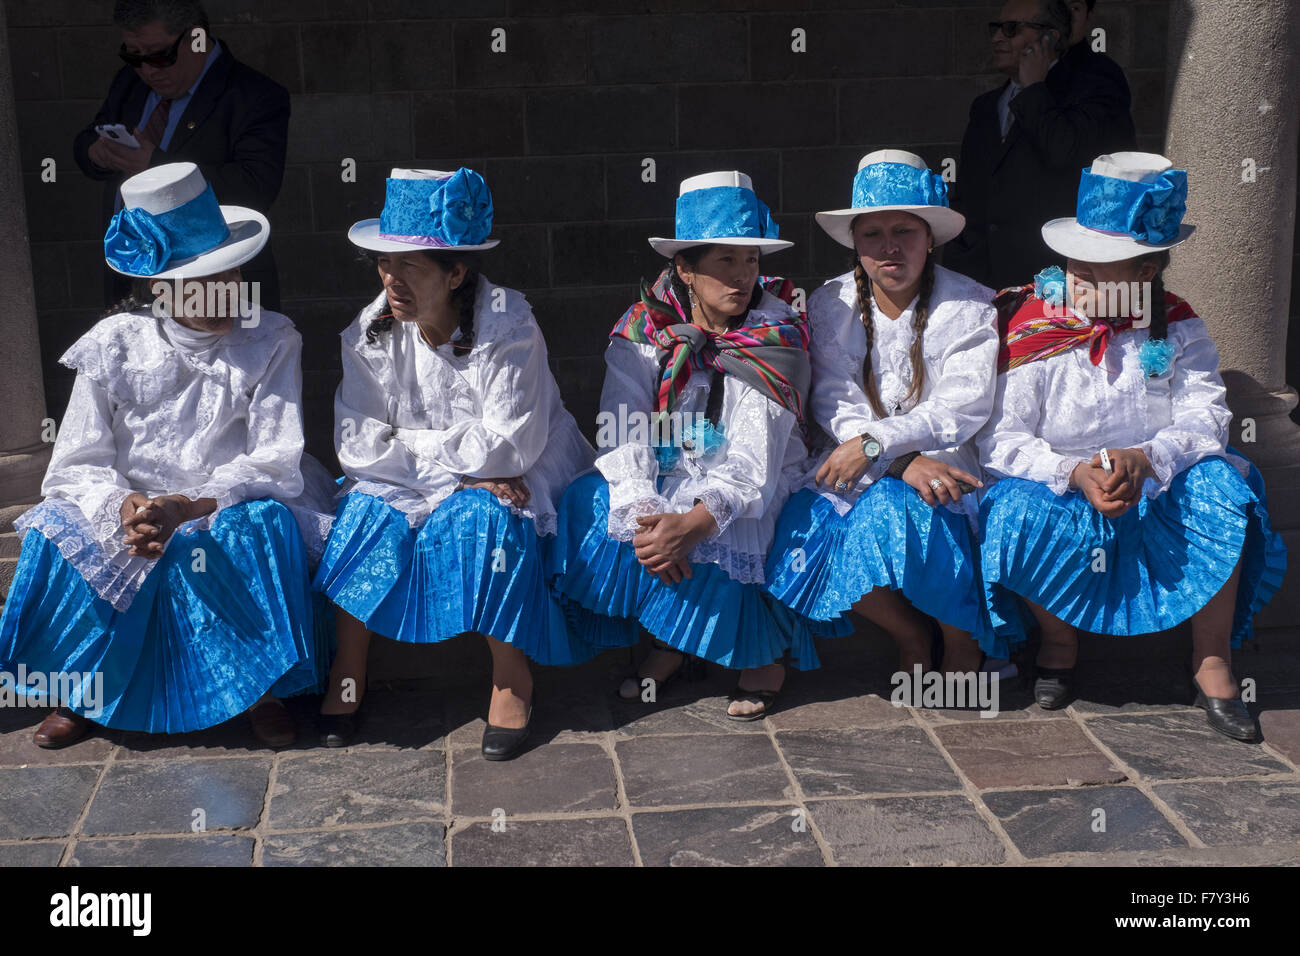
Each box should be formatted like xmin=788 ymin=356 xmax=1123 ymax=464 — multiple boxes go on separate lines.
xmin=978 ymin=456 xmax=1287 ymax=658
xmin=547 ymin=472 xmax=845 ymax=670
xmin=314 ymin=488 xmax=598 ymax=666
xmin=765 ymin=481 xmax=993 ymax=643
xmin=0 ymin=499 xmax=331 ymax=733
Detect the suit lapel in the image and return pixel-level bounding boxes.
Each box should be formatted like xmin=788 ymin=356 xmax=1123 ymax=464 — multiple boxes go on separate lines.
xmin=167 ymin=42 xmax=233 ymax=154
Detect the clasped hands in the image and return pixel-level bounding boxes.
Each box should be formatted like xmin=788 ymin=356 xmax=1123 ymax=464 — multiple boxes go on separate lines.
xmin=1070 ymin=448 xmax=1154 ymax=519
xmin=119 ymin=492 xmax=214 ymax=559
xmin=815 ymin=437 xmax=982 ymax=508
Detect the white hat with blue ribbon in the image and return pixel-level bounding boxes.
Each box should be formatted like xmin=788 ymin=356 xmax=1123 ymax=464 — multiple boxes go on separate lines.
xmin=816 ymin=149 xmax=965 ymax=250
xmin=649 ymin=171 xmax=792 ymax=257
xmin=1042 ymin=152 xmax=1194 ymax=262
xmin=104 ymin=162 xmax=269 ymax=279
xmin=348 ymin=167 xmax=499 ymax=253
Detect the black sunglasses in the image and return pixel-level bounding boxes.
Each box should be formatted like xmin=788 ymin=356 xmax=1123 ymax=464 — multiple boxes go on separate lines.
xmin=987 ymin=20 xmax=1055 ymax=38
xmin=118 ymin=30 xmax=185 ymax=68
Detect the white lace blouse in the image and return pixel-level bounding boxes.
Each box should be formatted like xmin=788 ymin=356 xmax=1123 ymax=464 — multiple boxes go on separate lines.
xmin=976 ymin=312 xmax=1235 ymax=496
xmin=594 ymin=290 xmax=808 ymax=584
xmin=335 ymin=278 xmax=595 ymax=535
xmin=16 ymin=308 xmax=332 ymax=612
xmin=802 ymin=264 xmax=999 ymax=518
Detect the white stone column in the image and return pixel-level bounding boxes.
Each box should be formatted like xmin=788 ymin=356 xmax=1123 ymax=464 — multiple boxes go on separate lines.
xmin=1165 ymin=0 xmax=1300 ymax=628
xmin=0 ymin=0 xmax=51 ymax=521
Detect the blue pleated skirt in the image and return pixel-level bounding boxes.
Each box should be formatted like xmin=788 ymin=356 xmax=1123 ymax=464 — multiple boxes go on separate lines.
xmin=0 ymin=499 xmax=332 ymax=733
xmin=313 ymin=488 xmax=599 ymax=667
xmin=547 ymin=472 xmax=845 ymax=670
xmin=978 ymin=455 xmax=1288 ymax=658
xmin=765 ymin=480 xmax=994 ymax=645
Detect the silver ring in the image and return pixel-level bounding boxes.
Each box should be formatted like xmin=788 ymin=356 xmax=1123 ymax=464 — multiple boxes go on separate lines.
xmin=835 ymin=480 xmax=848 ymax=490
xmin=929 ymin=478 xmax=945 ymax=492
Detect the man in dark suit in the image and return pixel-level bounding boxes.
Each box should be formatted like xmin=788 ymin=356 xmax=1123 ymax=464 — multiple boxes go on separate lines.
xmin=945 ymin=0 xmax=1135 ymax=291
xmin=73 ymin=0 xmax=289 ymax=310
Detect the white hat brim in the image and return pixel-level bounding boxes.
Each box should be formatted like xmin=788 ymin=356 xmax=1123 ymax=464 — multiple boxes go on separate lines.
xmin=815 ymin=205 xmax=966 ymax=249
xmin=1041 ymin=218 xmax=1195 ymax=263
xmin=108 ymin=205 xmax=270 ymax=280
xmin=648 ymin=236 xmax=793 ymax=257
xmin=348 ymin=219 xmax=500 ymax=253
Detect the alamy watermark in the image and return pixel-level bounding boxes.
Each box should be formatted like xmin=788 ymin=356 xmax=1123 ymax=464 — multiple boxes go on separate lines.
xmin=594 ymin=403 xmax=710 ymax=451
xmin=150 ymin=278 xmax=262 ymax=327
xmin=890 ymin=664 xmax=1000 ymax=717
xmin=0 ymin=665 xmax=104 ymax=718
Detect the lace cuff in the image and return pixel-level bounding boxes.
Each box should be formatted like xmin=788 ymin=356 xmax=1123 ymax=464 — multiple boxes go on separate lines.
xmin=1137 ymin=440 xmax=1176 ymax=496
xmin=607 ymin=494 xmax=670 ymax=541
xmin=1048 ymin=456 xmax=1087 ymax=496
xmin=692 ymin=487 xmax=737 ymax=538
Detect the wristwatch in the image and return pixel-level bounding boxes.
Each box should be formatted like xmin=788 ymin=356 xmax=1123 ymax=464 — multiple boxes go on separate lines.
xmin=860 ymin=432 xmax=882 ymax=463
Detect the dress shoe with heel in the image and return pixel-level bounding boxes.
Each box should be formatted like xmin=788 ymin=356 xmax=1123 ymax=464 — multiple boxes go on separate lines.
xmin=248 ymin=697 xmax=297 ymax=748
xmin=33 ymin=707 xmax=92 ymax=749
xmin=1193 ymin=679 xmax=1259 ymax=742
xmin=482 ymin=707 xmax=532 ymax=761
xmin=1033 ymin=666 xmax=1075 ymax=710
xmin=317 ymin=700 xmax=364 ymax=748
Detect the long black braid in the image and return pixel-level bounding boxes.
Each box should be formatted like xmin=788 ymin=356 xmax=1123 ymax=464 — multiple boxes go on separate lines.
xmin=1137 ymin=250 xmax=1171 ymax=341
xmin=853 ymin=247 xmax=937 ymax=418
xmin=102 ymin=277 xmax=159 ymax=318
xmin=364 ymin=249 xmax=482 ymax=353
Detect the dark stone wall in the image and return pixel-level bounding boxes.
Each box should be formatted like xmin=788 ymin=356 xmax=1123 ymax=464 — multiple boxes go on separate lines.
xmin=10 ymin=0 xmax=1178 ymax=469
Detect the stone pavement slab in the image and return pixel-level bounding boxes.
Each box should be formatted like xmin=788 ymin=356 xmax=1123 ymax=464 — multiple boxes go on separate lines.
xmin=451 ymin=817 xmax=633 ymax=866
xmin=616 ymin=734 xmax=789 ymax=807
xmin=632 ymin=805 xmax=824 ymax=866
xmin=0 ymin=764 xmax=100 ymax=839
xmin=84 ymin=758 xmax=271 ymax=836
xmin=1085 ymin=712 xmax=1291 ymax=779
xmin=982 ymin=785 xmax=1186 ymax=857
xmin=935 ymin=719 xmax=1128 ymax=788
xmin=777 ymin=726 xmax=960 ymax=796
xmin=0 ymin=840 xmax=65 ymax=866
xmin=450 ymin=741 xmax=617 ymax=816
xmin=268 ymin=751 xmax=444 ymax=829
xmin=808 ymin=795 xmax=1006 ymax=865
xmin=263 ymin=822 xmax=446 ymax=866
xmin=70 ymin=834 xmax=255 ymax=866
xmin=1153 ymin=780 xmax=1300 ymax=847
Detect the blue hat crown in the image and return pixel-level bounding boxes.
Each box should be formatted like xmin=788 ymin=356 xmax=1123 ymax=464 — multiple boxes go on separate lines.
xmin=1074 ymin=152 xmax=1188 ymax=244
xmin=378 ymin=167 xmax=495 ymax=247
xmin=673 ymin=171 xmax=779 ymax=242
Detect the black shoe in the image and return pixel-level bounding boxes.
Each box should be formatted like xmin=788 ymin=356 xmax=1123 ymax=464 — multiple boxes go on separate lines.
xmin=618 ymin=642 xmax=690 ymax=701
xmin=317 ymin=703 xmax=363 ymax=748
xmin=482 ymin=708 xmax=532 ymax=761
xmin=1033 ymin=666 xmax=1075 ymax=710
xmin=1193 ymin=680 xmax=1260 ymax=742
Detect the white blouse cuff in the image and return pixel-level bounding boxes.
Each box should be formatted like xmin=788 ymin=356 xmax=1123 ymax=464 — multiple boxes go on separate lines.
xmin=607 ymin=493 xmax=671 ymax=542
xmin=692 ymin=487 xmax=737 ymax=538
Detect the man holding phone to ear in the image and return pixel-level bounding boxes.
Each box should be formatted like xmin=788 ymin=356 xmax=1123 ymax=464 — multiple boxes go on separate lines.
xmin=73 ymin=0 xmax=289 ymax=310
xmin=945 ymin=0 xmax=1135 ymax=291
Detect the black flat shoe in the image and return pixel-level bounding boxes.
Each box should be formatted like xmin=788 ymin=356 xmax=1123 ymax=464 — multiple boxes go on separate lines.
xmin=618 ymin=643 xmax=691 ymax=701
xmin=482 ymin=709 xmax=532 ymax=761
xmin=1033 ymin=666 xmax=1075 ymax=710
xmin=317 ymin=704 xmax=363 ymax=748
xmin=1193 ymin=680 xmax=1260 ymax=742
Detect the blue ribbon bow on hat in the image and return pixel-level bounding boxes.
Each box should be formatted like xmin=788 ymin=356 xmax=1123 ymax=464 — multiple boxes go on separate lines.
xmin=379 ymin=167 xmax=494 ymax=247
xmin=103 ymin=182 xmax=230 ymax=276
xmin=1076 ymin=167 xmax=1188 ymax=244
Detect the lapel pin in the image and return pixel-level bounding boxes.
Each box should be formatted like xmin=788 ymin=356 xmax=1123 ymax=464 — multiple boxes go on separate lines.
xmin=186 ymin=120 xmax=196 ymax=129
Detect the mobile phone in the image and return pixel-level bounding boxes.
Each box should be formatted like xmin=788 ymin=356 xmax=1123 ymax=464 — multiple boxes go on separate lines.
xmin=1099 ymin=448 xmax=1113 ymax=475
xmin=956 ymin=480 xmax=976 ymax=494
xmin=95 ymin=123 xmax=141 ymax=149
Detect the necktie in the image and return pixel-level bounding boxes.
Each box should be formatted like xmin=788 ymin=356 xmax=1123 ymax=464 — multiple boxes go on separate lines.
xmin=141 ymin=97 xmax=171 ymax=147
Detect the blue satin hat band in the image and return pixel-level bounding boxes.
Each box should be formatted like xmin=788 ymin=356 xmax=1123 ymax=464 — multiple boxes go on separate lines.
xmin=378 ymin=168 xmax=494 ymax=247
xmin=103 ymin=183 xmax=230 ymax=277
xmin=850 ymin=162 xmax=950 ymax=210
xmin=674 ymin=186 xmax=780 ymax=242
xmin=1075 ymin=166 xmax=1189 ymax=245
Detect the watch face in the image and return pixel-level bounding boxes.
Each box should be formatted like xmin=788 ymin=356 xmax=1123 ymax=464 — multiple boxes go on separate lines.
xmin=863 ymin=437 xmax=881 ymax=459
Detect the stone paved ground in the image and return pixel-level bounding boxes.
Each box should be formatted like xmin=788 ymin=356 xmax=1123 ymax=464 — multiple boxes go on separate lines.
xmin=2 ymin=625 xmax=1299 ymax=867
